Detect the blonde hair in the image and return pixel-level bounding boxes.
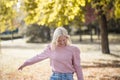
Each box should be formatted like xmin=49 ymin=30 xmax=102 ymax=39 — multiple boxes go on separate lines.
xmin=51 ymin=27 xmax=72 ymax=50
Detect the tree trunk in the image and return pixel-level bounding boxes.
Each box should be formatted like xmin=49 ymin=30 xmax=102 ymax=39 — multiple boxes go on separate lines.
xmin=88 ymin=24 xmax=93 ymax=42
xmin=0 ymin=34 xmax=1 ymax=54
xmin=99 ymin=14 xmax=110 ymax=54
xmin=46 ymin=27 xmax=51 ymax=41
xmin=79 ymin=33 xmax=82 ymax=41
xmin=79 ymin=28 xmax=82 ymax=41
xmin=90 ymin=29 xmax=93 ymax=42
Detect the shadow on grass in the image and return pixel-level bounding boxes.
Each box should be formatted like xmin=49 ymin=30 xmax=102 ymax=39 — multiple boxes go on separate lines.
xmin=86 ymin=75 xmax=120 ymax=80
xmin=82 ymin=59 xmax=120 ymax=68
xmin=1 ymin=45 xmax=40 ymax=49
xmin=83 ymin=59 xmax=120 ymax=80
xmin=110 ymin=53 xmax=120 ymax=58
xmin=1 ymin=36 xmax=23 ymax=40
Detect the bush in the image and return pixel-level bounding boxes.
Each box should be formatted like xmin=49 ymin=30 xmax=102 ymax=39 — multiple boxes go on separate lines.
xmin=25 ymin=24 xmax=51 ymax=43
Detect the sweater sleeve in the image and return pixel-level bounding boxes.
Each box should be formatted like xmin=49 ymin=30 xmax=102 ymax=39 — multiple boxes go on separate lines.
xmin=23 ymin=45 xmax=51 ymax=66
xmin=73 ymin=47 xmax=84 ymax=80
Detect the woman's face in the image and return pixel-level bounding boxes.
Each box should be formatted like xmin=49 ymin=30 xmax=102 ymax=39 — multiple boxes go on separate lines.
xmin=57 ymin=35 xmax=68 ymax=47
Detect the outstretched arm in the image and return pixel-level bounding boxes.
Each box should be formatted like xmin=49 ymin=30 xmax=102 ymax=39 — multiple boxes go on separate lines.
xmin=18 ymin=45 xmax=51 ymax=70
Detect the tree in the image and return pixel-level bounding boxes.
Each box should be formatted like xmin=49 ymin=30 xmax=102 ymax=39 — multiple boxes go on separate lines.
xmin=0 ymin=0 xmax=18 ymax=53
xmin=25 ymin=24 xmax=51 ymax=43
xmin=21 ymin=0 xmax=86 ymax=27
xmin=91 ymin=0 xmax=117 ymax=54
xmin=20 ymin=0 xmax=86 ymax=43
xmin=0 ymin=0 xmax=18 ymax=33
xmin=21 ymin=0 xmax=119 ymax=54
xmin=85 ymin=4 xmax=96 ymax=42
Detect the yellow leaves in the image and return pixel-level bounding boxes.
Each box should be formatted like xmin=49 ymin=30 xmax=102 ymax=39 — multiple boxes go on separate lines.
xmin=91 ymin=0 xmax=120 ymax=19
xmin=58 ymin=4 xmax=62 ymax=10
xmin=38 ymin=14 xmax=49 ymax=25
xmin=68 ymin=15 xmax=74 ymax=20
xmin=0 ymin=20 xmax=17 ymax=33
xmin=58 ymin=21 xmax=62 ymax=27
xmin=0 ymin=23 xmax=6 ymax=33
xmin=79 ymin=0 xmax=85 ymax=7
xmin=22 ymin=0 xmax=87 ymax=27
xmin=6 ymin=1 xmax=14 ymax=7
xmin=34 ymin=14 xmax=39 ymax=22
xmin=88 ymin=0 xmax=91 ymax=3
xmin=81 ymin=15 xmax=85 ymax=22
xmin=23 ymin=0 xmax=39 ymax=25
xmin=24 ymin=0 xmax=29 ymax=3
xmin=115 ymin=10 xmax=120 ymax=19
xmin=7 ymin=25 xmax=15 ymax=31
xmin=114 ymin=0 xmax=120 ymax=18
xmin=48 ymin=14 xmax=55 ymax=23
xmin=24 ymin=15 xmax=35 ymax=25
xmin=0 ymin=0 xmax=18 ymax=33
xmin=73 ymin=6 xmax=80 ymax=15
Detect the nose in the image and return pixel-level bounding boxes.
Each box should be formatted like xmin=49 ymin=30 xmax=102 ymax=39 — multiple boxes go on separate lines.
xmin=61 ymin=40 xmax=65 ymax=44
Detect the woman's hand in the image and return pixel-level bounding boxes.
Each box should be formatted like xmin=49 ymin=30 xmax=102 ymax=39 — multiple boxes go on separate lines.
xmin=18 ymin=64 xmax=25 ymax=70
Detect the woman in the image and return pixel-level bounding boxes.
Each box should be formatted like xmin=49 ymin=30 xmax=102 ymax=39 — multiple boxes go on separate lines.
xmin=18 ymin=27 xmax=84 ymax=80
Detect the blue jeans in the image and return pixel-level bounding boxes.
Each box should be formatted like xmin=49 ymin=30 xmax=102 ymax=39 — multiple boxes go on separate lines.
xmin=50 ymin=72 xmax=73 ymax=80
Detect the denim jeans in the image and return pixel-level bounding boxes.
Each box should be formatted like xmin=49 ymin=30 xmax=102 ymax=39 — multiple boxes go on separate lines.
xmin=50 ymin=72 xmax=73 ymax=80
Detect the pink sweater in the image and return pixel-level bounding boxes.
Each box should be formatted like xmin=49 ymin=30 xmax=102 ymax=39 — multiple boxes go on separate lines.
xmin=24 ymin=44 xmax=83 ymax=80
